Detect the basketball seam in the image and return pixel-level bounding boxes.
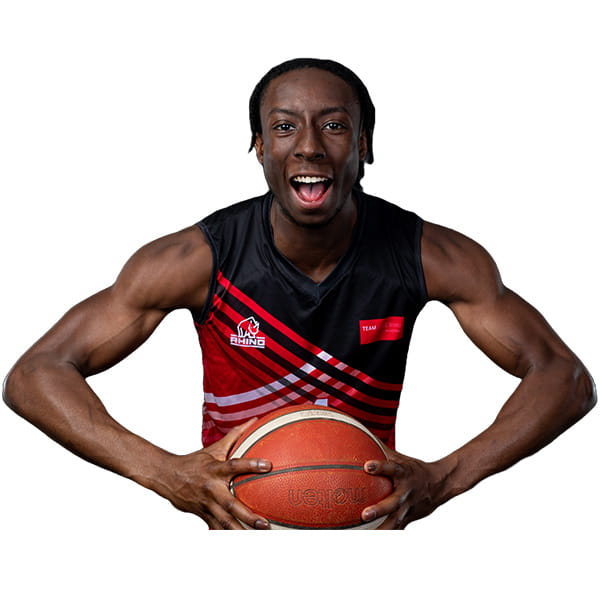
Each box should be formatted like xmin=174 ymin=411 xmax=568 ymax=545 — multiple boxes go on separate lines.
xmin=230 ymin=410 xmax=386 ymax=459
xmin=232 ymin=418 xmax=374 ymax=458
xmin=268 ymin=518 xmax=372 ymax=530
xmin=231 ymin=464 xmax=365 ymax=488
xmin=238 ymin=515 xmax=387 ymax=530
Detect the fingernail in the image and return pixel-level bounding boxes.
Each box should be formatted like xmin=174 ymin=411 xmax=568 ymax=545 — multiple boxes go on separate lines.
xmin=258 ymin=460 xmax=271 ymax=471
xmin=255 ymin=519 xmax=270 ymax=529
xmin=366 ymin=462 xmax=378 ymax=473
xmin=363 ymin=509 xmax=376 ymax=521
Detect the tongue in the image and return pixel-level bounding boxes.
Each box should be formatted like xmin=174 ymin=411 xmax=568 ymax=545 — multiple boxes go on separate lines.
xmin=297 ymin=182 xmax=327 ymax=202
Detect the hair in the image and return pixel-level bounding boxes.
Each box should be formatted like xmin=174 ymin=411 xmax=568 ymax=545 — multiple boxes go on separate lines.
xmin=248 ymin=58 xmax=375 ymax=188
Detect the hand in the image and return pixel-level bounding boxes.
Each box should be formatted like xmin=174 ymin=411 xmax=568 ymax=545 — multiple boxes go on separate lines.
xmin=361 ymin=446 xmax=447 ymax=530
xmin=159 ymin=419 xmax=272 ymax=530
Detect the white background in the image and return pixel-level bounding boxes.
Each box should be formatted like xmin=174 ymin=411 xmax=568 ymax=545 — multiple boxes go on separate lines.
xmin=1 ymin=1 xmax=600 ymax=600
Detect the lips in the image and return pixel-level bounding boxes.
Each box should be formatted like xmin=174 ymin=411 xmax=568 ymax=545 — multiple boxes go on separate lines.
xmin=290 ymin=175 xmax=333 ymax=204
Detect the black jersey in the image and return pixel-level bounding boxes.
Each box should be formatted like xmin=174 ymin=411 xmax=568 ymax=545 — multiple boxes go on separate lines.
xmin=194 ymin=191 xmax=427 ymax=447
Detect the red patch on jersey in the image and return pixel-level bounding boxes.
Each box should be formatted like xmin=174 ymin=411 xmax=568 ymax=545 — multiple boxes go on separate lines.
xmin=359 ymin=317 xmax=405 ymax=345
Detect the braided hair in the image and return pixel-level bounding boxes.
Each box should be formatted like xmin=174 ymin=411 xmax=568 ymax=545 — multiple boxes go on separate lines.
xmin=248 ymin=58 xmax=375 ymax=188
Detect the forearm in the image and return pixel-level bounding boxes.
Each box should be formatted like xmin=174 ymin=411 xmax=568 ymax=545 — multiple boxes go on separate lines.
xmin=4 ymin=354 xmax=176 ymax=495
xmin=4 ymin=355 xmax=273 ymax=529
xmin=435 ymin=355 xmax=596 ymax=504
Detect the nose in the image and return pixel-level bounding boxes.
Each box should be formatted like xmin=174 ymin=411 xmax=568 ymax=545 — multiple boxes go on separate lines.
xmin=294 ymin=125 xmax=326 ymax=161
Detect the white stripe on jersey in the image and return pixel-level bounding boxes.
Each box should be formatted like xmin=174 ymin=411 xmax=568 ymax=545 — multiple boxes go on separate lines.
xmin=203 ymin=356 xmax=328 ymax=408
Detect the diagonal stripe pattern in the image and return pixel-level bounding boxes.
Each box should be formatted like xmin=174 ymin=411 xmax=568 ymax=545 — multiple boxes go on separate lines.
xmin=195 ymin=272 xmax=402 ymax=446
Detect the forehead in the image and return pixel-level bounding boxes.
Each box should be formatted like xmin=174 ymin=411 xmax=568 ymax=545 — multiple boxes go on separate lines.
xmin=260 ymin=68 xmax=360 ymax=120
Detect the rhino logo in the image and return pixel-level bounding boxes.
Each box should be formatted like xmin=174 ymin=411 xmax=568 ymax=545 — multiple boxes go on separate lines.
xmin=237 ymin=316 xmax=260 ymax=338
xmin=230 ymin=316 xmax=266 ymax=348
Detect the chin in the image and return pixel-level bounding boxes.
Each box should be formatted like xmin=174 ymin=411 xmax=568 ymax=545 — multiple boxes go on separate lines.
xmin=272 ymin=193 xmax=347 ymax=230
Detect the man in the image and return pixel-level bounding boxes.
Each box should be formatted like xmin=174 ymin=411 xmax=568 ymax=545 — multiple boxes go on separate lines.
xmin=3 ymin=58 xmax=596 ymax=530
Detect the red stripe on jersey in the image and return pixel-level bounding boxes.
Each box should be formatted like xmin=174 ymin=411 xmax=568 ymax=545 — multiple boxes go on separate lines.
xmin=202 ymin=293 xmax=400 ymax=414
xmin=217 ymin=272 xmax=402 ymax=391
xmin=202 ymin=308 xmax=303 ymax=396
xmin=198 ymin=307 xmax=333 ymax=426
xmin=196 ymin=271 xmax=401 ymax=445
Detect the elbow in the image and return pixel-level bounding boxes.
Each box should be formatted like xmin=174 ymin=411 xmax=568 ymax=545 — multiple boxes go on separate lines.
xmin=3 ymin=367 xmax=18 ymax=413
xmin=3 ymin=354 xmax=47 ymax=417
xmin=578 ymin=364 xmax=597 ymax=416
xmin=533 ymin=351 xmax=597 ymax=429
xmin=564 ymin=357 xmax=596 ymax=423
xmin=3 ymin=361 xmax=28 ymax=416
xmin=4 ymin=351 xmax=78 ymax=420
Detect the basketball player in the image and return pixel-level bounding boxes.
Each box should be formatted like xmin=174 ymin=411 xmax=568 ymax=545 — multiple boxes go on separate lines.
xmin=3 ymin=58 xmax=596 ymax=530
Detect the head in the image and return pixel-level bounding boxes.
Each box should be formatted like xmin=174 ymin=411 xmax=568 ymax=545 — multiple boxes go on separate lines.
xmin=248 ymin=58 xmax=375 ymax=228
xmin=249 ymin=59 xmax=375 ymax=187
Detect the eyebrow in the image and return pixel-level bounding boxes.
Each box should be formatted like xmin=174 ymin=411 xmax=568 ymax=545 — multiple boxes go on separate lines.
xmin=268 ymin=106 xmax=352 ymax=118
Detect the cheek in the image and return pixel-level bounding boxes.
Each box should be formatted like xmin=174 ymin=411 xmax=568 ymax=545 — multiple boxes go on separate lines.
xmin=261 ymin=154 xmax=277 ymax=177
xmin=260 ymin=155 xmax=287 ymax=192
xmin=339 ymin=147 xmax=361 ymax=181
xmin=260 ymin=139 xmax=280 ymax=166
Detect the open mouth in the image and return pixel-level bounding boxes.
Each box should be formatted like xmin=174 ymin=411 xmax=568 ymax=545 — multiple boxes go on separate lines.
xmin=290 ymin=175 xmax=333 ymax=204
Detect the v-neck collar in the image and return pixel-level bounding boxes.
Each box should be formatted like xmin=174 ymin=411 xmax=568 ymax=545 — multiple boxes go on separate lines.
xmin=262 ymin=191 xmax=366 ymax=303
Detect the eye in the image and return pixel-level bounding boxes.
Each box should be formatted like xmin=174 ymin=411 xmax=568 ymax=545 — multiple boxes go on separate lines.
xmin=273 ymin=123 xmax=295 ymax=132
xmin=324 ymin=122 xmax=347 ymax=132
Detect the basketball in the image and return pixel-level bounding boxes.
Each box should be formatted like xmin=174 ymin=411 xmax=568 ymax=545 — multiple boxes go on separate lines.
xmin=228 ymin=405 xmax=393 ymax=529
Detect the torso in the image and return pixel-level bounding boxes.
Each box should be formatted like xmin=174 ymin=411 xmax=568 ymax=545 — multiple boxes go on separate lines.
xmin=194 ymin=192 xmax=427 ymax=447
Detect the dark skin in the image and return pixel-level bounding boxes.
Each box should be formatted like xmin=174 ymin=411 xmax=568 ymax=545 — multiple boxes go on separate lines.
xmin=4 ymin=68 xmax=596 ymax=530
xmin=256 ymin=68 xmax=367 ymax=281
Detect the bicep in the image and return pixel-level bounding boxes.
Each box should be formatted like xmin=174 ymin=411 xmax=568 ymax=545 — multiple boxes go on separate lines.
xmin=23 ymin=226 xmax=212 ymax=377
xmin=422 ymin=222 xmax=573 ymax=378
xmin=450 ymin=288 xmax=572 ymax=378
xmin=33 ymin=287 xmax=167 ymax=377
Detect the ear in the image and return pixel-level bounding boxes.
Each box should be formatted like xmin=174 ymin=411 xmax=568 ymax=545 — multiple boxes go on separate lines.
xmin=358 ymin=130 xmax=368 ymax=162
xmin=254 ymin=133 xmax=264 ymax=165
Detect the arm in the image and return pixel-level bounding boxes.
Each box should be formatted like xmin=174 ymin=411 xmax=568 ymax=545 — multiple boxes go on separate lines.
xmin=363 ymin=222 xmax=596 ymax=529
xmin=3 ymin=226 xmax=271 ymax=530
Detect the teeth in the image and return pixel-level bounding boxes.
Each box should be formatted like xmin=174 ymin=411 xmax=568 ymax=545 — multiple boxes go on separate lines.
xmin=292 ymin=176 xmax=329 ymax=184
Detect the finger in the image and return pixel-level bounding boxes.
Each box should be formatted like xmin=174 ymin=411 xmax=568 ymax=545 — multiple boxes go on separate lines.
xmin=206 ymin=502 xmax=246 ymax=530
xmin=212 ymin=479 xmax=271 ymax=529
xmin=364 ymin=459 xmax=407 ymax=479
xmin=230 ymin=417 xmax=259 ymax=439
xmin=203 ymin=514 xmax=224 ymax=530
xmin=231 ymin=501 xmax=271 ymax=530
xmin=209 ymin=489 xmax=270 ymax=530
xmin=208 ymin=418 xmax=259 ymax=460
xmin=375 ymin=504 xmax=411 ymax=530
xmin=218 ymin=456 xmax=272 ymax=479
xmin=362 ymin=488 xmax=412 ymax=523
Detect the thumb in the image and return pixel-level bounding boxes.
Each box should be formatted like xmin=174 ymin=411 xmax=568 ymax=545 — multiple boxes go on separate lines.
xmin=207 ymin=417 xmax=258 ymax=461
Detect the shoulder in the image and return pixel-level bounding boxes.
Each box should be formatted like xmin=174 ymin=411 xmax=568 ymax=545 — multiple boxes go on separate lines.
xmin=198 ymin=195 xmax=266 ymax=256
xmin=200 ymin=195 xmax=265 ymax=235
xmin=360 ymin=192 xmax=423 ymax=247
xmin=361 ymin=192 xmax=419 ymax=222
xmin=421 ymin=221 xmax=504 ymax=305
xmin=113 ymin=225 xmax=212 ymax=314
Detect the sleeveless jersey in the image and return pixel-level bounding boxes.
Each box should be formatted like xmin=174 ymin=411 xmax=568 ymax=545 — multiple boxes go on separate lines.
xmin=194 ymin=191 xmax=427 ymax=448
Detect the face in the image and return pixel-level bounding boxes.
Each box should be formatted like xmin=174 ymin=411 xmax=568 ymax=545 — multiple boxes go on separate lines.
xmin=255 ymin=68 xmax=367 ymax=228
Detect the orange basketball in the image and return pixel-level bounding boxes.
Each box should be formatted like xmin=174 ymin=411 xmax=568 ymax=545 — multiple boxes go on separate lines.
xmin=228 ymin=405 xmax=392 ymax=529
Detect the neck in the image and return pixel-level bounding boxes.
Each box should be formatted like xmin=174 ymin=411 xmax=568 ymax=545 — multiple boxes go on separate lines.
xmin=270 ymin=195 xmax=358 ymax=284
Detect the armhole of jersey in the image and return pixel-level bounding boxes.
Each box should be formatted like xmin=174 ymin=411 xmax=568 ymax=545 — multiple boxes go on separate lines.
xmin=192 ymin=222 xmax=218 ymax=325
xmin=414 ymin=216 xmax=428 ymax=307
